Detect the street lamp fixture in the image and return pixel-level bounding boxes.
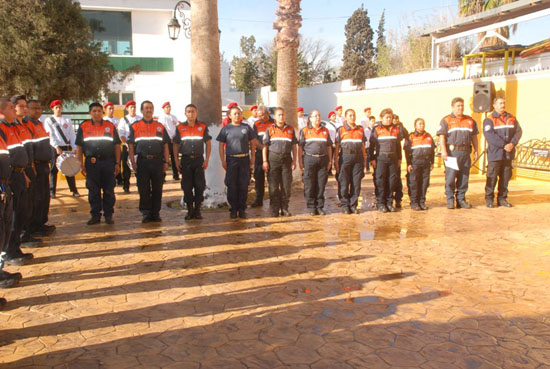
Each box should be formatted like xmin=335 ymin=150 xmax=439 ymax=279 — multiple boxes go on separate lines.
xmin=167 ymin=0 xmax=191 ymax=40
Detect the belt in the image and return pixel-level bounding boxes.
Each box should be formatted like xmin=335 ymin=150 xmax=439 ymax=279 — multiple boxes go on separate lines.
xmin=342 ymin=149 xmax=361 ymax=154
xmin=1 ymin=179 xmax=10 ymax=185
xmin=183 ymin=154 xmax=202 ymax=159
xmin=449 ymin=145 xmax=470 ymax=151
xmin=34 ymin=160 xmax=50 ymax=164
xmin=13 ymin=167 xmax=25 ymax=173
xmin=140 ymin=155 xmax=162 ymax=159
xmin=269 ymin=151 xmax=291 ymax=156
xmin=305 ymin=153 xmax=327 ymax=158
xmin=229 ymin=153 xmax=249 ymax=158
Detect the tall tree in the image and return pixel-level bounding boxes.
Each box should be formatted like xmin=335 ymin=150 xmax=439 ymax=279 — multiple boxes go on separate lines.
xmin=458 ymin=0 xmax=517 ymax=46
xmin=274 ymin=0 xmax=302 ymax=128
xmin=340 ymin=5 xmax=377 ymax=88
xmin=0 ymin=0 xmax=115 ymax=105
xmin=231 ymin=36 xmax=261 ymax=95
xmin=376 ymin=9 xmax=386 ymax=52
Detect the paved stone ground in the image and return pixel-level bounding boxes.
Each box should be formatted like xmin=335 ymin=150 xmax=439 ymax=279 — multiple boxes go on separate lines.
xmin=1 ymin=168 xmax=550 ymax=368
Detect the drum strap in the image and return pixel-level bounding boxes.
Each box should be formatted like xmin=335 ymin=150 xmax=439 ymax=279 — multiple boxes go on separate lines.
xmin=50 ymin=117 xmax=70 ymax=146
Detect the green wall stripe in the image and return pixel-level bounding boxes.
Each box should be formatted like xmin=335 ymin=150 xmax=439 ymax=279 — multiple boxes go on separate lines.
xmin=109 ymin=57 xmax=174 ymax=72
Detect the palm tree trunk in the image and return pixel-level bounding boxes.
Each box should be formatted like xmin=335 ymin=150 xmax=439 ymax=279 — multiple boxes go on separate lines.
xmin=274 ymin=0 xmax=302 ymax=128
xmin=191 ymin=0 xmax=225 ymax=207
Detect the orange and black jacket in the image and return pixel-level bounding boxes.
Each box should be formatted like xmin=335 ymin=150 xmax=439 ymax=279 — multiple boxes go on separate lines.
xmin=299 ymin=125 xmax=332 ymax=156
xmin=368 ymin=123 xmax=403 ymax=161
xmin=23 ymin=116 xmax=51 ymax=162
xmin=0 ymin=120 xmax=29 ymax=168
xmin=75 ymin=120 xmax=121 ymax=158
xmin=336 ymin=123 xmax=366 ymax=155
xmin=404 ymin=131 xmax=436 ymax=166
xmin=173 ymin=121 xmax=211 ymax=156
xmin=483 ymin=111 xmax=522 ymax=162
xmin=15 ymin=118 xmax=34 ymax=164
xmin=263 ymin=124 xmax=297 ymax=155
xmin=0 ymin=133 xmax=11 ymax=180
xmin=436 ymin=114 xmax=479 ymax=147
xmin=128 ymin=119 xmax=170 ymax=157
xmin=253 ymin=119 xmax=273 ymax=151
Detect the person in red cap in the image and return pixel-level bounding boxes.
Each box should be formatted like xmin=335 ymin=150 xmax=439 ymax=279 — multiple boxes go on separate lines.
xmin=247 ymin=105 xmax=260 ymax=127
xmin=222 ymin=102 xmax=240 ymax=127
xmin=158 ymin=102 xmax=180 ymax=180
xmin=118 ymin=100 xmax=142 ymax=193
xmin=297 ymin=107 xmax=306 ymax=130
xmin=44 ymin=99 xmax=80 ymax=198
xmin=335 ymin=105 xmax=345 ymax=125
xmin=103 ymin=102 xmax=121 ymax=185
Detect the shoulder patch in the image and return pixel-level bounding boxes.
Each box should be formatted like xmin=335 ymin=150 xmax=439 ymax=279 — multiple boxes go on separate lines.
xmin=484 ymin=125 xmax=491 ymax=132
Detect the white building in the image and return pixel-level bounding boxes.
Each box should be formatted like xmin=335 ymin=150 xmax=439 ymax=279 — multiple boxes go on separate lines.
xmin=79 ymin=0 xmax=191 ymax=118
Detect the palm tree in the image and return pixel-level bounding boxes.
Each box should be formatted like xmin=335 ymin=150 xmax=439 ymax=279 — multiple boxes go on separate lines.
xmin=274 ymin=0 xmax=302 ymax=128
xmin=458 ymin=0 xmax=517 ymax=47
xmin=190 ymin=0 xmax=224 ymax=206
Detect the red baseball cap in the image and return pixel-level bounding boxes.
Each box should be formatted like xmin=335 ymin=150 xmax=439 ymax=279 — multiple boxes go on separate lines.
xmin=103 ymin=102 xmax=114 ymax=109
xmin=125 ymin=100 xmax=136 ymax=108
xmin=328 ymin=111 xmax=336 ymax=118
xmin=297 ymin=107 xmax=304 ymax=112
xmin=162 ymin=102 xmax=170 ymax=109
xmin=335 ymin=105 xmax=342 ymax=111
xmin=49 ymin=100 xmax=62 ymax=109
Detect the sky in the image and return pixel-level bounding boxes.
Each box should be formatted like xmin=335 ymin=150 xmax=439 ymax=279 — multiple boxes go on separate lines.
xmin=217 ymin=0 xmax=550 ymax=64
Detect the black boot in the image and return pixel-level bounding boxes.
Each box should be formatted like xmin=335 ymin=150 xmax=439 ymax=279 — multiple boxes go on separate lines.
xmin=185 ymin=203 xmax=194 ymax=220
xmin=194 ymin=203 xmax=203 ymax=219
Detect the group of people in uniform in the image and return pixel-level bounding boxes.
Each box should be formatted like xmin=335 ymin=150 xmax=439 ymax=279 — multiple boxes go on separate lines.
xmin=0 ymin=93 xmax=522 ymax=307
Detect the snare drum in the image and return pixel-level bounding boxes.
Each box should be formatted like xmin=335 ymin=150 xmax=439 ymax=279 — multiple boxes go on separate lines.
xmin=56 ymin=152 xmax=80 ymax=177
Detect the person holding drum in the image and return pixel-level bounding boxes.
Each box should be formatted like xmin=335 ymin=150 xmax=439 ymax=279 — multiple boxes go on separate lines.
xmin=45 ymin=100 xmax=80 ymax=198
xmin=75 ymin=102 xmax=121 ymax=225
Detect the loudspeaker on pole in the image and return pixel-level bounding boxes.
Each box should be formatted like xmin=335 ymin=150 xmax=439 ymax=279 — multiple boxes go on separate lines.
xmin=473 ymin=81 xmax=494 ymax=113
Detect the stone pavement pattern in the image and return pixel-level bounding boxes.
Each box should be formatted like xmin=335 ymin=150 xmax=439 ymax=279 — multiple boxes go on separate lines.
xmin=1 ymin=168 xmax=550 ymax=368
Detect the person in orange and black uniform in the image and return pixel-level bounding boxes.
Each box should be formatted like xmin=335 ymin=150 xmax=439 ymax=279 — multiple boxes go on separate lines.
xmin=299 ymin=110 xmax=332 ymax=216
xmin=334 ymin=109 xmax=367 ymax=214
xmin=173 ymin=104 xmax=212 ymax=220
xmin=483 ymin=97 xmax=522 ymax=208
xmin=24 ymin=100 xmax=55 ymax=237
xmin=128 ymin=101 xmax=170 ymax=223
xmin=404 ymin=118 xmax=435 ymax=211
xmin=217 ymin=106 xmax=257 ymax=219
xmin=11 ymin=95 xmax=41 ymax=248
xmin=0 ymin=98 xmax=33 ymax=266
xmin=437 ymin=97 xmax=479 ymax=209
xmin=250 ymin=106 xmax=273 ymax=208
xmin=262 ymin=107 xmax=297 ymax=217
xmin=0 ymin=98 xmax=23 ymax=292
xmin=369 ymin=108 xmax=404 ymax=213
xmin=76 ymin=102 xmax=121 ymax=225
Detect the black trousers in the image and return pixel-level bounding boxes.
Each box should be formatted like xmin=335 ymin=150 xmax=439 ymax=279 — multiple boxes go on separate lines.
xmin=136 ymin=157 xmax=164 ymax=217
xmin=268 ymin=153 xmax=293 ymax=212
xmin=50 ymin=147 xmax=77 ymax=195
xmin=444 ymin=150 xmax=471 ymax=202
xmin=485 ymin=159 xmax=512 ymax=202
xmin=374 ymin=158 xmax=399 ymax=207
xmin=225 ymin=156 xmax=250 ymax=212
xmin=409 ymin=161 xmax=431 ymax=205
xmin=180 ymin=155 xmax=205 ymax=206
xmin=85 ymin=157 xmax=116 ymax=218
xmin=170 ymin=143 xmax=179 ymax=179
xmin=6 ymin=172 xmax=27 ymax=258
xmin=303 ymin=154 xmax=329 ymax=210
xmin=21 ymin=167 xmax=36 ymax=238
xmin=30 ymin=162 xmax=51 ymax=232
xmin=0 ymin=185 xmax=13 ymax=269
xmin=121 ymin=145 xmax=131 ymax=191
xmin=253 ymin=149 xmax=265 ymax=202
xmin=394 ymin=167 xmax=404 ymax=203
xmin=338 ymin=153 xmax=365 ymax=209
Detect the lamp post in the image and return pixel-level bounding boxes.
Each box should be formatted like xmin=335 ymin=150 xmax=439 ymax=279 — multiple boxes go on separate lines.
xmin=167 ymin=0 xmax=191 ymax=40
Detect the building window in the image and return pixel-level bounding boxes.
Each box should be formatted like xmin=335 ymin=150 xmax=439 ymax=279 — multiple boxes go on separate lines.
xmin=106 ymin=92 xmax=135 ymax=106
xmin=82 ymin=10 xmax=132 ymax=56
